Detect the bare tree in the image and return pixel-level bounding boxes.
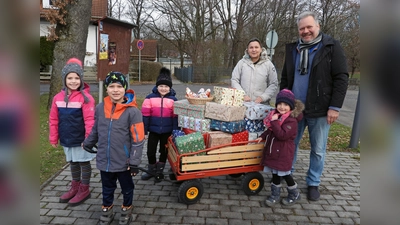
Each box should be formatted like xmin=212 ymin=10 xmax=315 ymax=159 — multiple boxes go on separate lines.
xmin=224 ymin=0 xmax=266 ymax=67
xmin=124 ymin=0 xmax=154 ymax=39
xmin=341 ymin=1 xmax=360 ymax=77
xmin=45 ymin=0 xmax=92 ymax=109
xmin=108 ymin=0 xmax=125 ymax=20
xmin=147 ymin=0 xmax=222 ymax=66
xmin=129 ymin=0 xmax=359 ymax=80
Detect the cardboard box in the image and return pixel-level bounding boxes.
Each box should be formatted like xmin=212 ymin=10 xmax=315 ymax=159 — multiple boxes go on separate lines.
xmin=174 ymin=99 xmax=206 ymax=118
xmin=178 ymin=115 xmax=211 ymax=133
xmin=243 ymin=102 xmax=274 ymax=120
xmin=205 ymin=102 xmax=246 ymax=122
xmin=175 ymin=132 xmax=205 ymax=154
xmin=210 ymin=119 xmax=246 ymax=134
xmin=244 ymin=118 xmax=265 ymax=132
xmin=248 ymin=131 xmax=264 ymax=141
xmin=207 ymin=131 xmax=232 ymax=148
xmin=231 ymin=130 xmax=249 ymax=143
xmin=213 ymin=86 xmax=245 ymax=106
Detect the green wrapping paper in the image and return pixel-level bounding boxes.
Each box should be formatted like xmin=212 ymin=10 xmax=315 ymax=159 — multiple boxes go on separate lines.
xmin=174 ymin=131 xmax=205 ymax=154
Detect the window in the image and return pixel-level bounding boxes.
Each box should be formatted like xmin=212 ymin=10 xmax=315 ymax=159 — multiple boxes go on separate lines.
xmin=42 ymin=0 xmax=55 ymax=9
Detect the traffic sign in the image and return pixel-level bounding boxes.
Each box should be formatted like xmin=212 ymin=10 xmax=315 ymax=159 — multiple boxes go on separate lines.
xmin=266 ymin=48 xmax=275 ymax=56
xmin=266 ymin=30 xmax=278 ymax=49
xmin=137 ymin=39 xmax=144 ymax=50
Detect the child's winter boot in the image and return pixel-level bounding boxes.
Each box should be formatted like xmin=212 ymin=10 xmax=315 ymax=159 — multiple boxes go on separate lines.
xmin=68 ymin=183 xmax=91 ymax=206
xmin=118 ymin=205 xmax=133 ymax=225
xmin=141 ymin=164 xmax=156 ymax=180
xmin=265 ymin=183 xmax=281 ymax=207
xmin=59 ymin=180 xmax=80 ymax=203
xmin=156 ymin=162 xmax=165 ymax=174
xmin=99 ymin=205 xmax=114 ymax=225
xmin=281 ymin=183 xmax=301 ymax=205
xmin=155 ymin=162 xmax=165 ymax=182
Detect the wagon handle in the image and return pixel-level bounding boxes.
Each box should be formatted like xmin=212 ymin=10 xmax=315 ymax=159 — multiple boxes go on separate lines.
xmin=129 ymin=165 xmax=177 ymax=184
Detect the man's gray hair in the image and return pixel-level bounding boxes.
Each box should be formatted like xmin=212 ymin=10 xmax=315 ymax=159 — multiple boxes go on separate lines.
xmin=297 ymin=11 xmax=319 ymax=26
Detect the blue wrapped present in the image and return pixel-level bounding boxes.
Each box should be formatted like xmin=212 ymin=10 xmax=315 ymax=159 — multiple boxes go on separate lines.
xmin=210 ymin=119 xmax=246 ymax=134
xmin=244 ymin=118 xmax=265 ymax=132
xmin=172 ymin=130 xmax=185 ymax=145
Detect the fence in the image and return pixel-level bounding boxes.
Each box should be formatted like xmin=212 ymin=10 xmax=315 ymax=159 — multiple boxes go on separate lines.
xmin=174 ymin=67 xmax=193 ymax=82
xmin=174 ymin=66 xmax=233 ymax=83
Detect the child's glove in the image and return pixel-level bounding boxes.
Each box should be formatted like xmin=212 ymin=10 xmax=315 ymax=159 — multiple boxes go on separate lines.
xmin=82 ymin=144 xmax=98 ymax=154
xmin=129 ymin=165 xmax=139 ymax=176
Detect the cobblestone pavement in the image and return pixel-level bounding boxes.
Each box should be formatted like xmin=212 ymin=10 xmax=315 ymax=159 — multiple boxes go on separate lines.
xmin=40 ymin=143 xmax=360 ymax=225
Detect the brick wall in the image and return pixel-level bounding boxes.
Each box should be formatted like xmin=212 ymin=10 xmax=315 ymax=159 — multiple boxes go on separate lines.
xmin=91 ymin=0 xmax=107 ymax=18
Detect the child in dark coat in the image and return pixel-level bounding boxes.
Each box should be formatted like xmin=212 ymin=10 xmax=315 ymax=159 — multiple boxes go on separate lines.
xmin=256 ymin=89 xmax=304 ymax=206
xmin=140 ymin=67 xmax=178 ymax=180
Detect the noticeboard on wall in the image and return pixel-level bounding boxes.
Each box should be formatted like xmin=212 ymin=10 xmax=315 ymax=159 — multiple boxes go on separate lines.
xmin=108 ymin=42 xmax=116 ymax=65
xmin=99 ymin=34 xmax=108 ymax=60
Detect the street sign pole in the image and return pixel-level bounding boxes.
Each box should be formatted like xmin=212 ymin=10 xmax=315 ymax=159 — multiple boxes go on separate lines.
xmin=269 ymin=31 xmax=275 ymax=61
xmin=138 ymin=49 xmax=141 ymax=82
xmin=137 ymin=40 xmax=144 ymax=82
xmin=266 ymin=30 xmax=278 ymax=62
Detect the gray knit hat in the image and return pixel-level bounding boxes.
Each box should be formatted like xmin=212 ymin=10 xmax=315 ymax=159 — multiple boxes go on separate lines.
xmin=61 ymin=58 xmax=89 ymax=103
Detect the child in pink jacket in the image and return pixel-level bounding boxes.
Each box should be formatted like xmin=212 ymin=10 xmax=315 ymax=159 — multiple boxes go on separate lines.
xmin=49 ymin=58 xmax=95 ymax=206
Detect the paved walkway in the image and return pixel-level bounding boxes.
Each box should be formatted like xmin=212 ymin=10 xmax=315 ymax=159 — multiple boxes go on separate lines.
xmin=40 ymin=142 xmax=360 ymax=225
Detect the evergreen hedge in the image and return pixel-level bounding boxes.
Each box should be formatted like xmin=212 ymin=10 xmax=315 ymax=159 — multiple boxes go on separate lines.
xmin=40 ymin=36 xmax=55 ymax=68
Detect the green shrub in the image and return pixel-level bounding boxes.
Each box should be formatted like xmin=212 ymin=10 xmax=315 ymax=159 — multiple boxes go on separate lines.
xmin=40 ymin=36 xmax=55 ymax=67
xmin=129 ymin=60 xmax=162 ymax=81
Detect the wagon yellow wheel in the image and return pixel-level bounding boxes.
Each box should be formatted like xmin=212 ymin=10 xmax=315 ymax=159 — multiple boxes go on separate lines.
xmin=178 ymin=179 xmax=203 ymax=205
xmin=241 ymin=172 xmax=264 ymax=195
xmin=248 ymin=178 xmax=261 ymax=191
xmin=186 ymin=187 xmax=199 ymax=199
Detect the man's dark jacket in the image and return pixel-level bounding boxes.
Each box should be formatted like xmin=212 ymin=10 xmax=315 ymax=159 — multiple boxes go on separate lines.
xmin=280 ymin=33 xmax=349 ymax=118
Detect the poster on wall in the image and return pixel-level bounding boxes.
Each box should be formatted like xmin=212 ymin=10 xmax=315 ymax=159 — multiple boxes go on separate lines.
xmin=99 ymin=34 xmax=108 ymax=60
xmin=108 ymin=42 xmax=117 ymax=65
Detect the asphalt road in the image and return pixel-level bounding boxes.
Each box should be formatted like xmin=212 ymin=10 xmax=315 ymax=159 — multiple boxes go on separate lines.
xmin=40 ymin=82 xmax=358 ymax=127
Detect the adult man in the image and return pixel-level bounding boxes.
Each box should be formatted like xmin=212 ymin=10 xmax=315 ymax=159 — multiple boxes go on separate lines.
xmin=280 ymin=11 xmax=348 ymax=201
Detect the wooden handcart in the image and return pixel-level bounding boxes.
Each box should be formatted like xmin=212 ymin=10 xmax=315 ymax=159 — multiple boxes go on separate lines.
xmin=167 ymin=136 xmax=265 ymax=205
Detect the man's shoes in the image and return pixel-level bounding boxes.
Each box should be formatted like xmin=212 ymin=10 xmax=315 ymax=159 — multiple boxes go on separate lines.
xmin=307 ymin=186 xmax=320 ymax=201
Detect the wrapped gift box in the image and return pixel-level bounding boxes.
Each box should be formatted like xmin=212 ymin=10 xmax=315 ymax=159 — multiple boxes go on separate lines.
xmin=210 ymin=119 xmax=246 ymax=134
xmin=243 ymin=102 xmax=275 ymax=120
xmin=172 ymin=130 xmax=185 ymax=145
xmin=213 ymin=86 xmax=245 ymax=106
xmin=244 ymin=118 xmax=265 ymax=132
xmin=178 ymin=115 xmax=211 ymax=133
xmin=175 ymin=132 xmax=205 ymax=154
xmin=174 ymin=99 xmax=206 ymax=118
xmin=231 ymin=130 xmax=249 ymax=143
xmin=205 ymin=102 xmax=246 ymax=122
xmin=248 ymin=131 xmax=264 ymax=141
xmin=207 ymin=131 xmax=232 ymax=148
xmin=178 ymin=115 xmax=190 ymax=128
xmin=182 ymin=128 xmax=210 ymax=147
